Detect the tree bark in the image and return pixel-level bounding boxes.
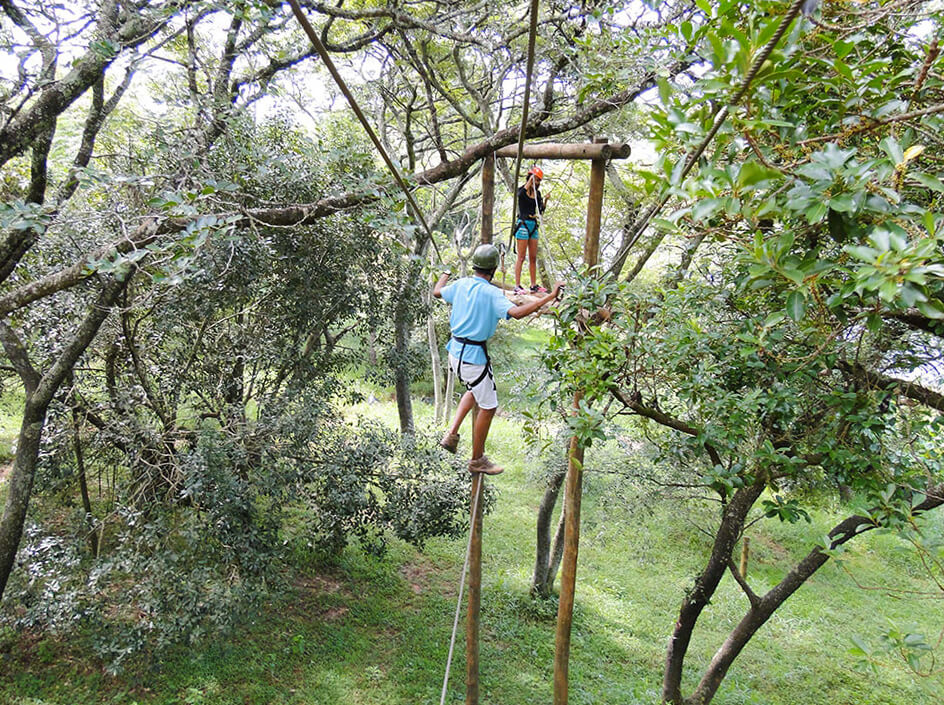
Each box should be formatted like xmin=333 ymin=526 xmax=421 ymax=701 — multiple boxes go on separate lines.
xmin=428 ymin=311 xmax=444 ymax=423
xmin=662 ymin=482 xmax=765 ymax=704
xmin=0 ymin=4 xmax=167 ymax=168
xmin=393 ymin=281 xmax=415 ymax=436
xmin=547 ymin=506 xmax=567 ymax=590
xmin=444 ymin=365 xmax=456 ymax=422
xmin=531 ymin=463 xmax=568 ymax=597
xmin=70 ymin=395 xmax=98 ymax=557
xmin=686 ymin=485 xmax=944 ymax=705
xmin=0 ymin=277 xmax=125 ymax=600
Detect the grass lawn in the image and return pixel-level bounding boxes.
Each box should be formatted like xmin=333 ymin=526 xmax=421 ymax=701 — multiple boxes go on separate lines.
xmin=1 ymin=395 xmax=941 ymax=705
xmin=0 ymin=386 xmax=22 ymax=463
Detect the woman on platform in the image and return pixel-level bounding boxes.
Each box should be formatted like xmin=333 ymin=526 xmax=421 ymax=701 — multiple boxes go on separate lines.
xmin=513 ymin=166 xmax=548 ymax=295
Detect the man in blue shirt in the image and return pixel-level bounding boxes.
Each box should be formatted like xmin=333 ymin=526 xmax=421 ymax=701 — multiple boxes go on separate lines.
xmin=433 ymin=243 xmax=563 ymax=475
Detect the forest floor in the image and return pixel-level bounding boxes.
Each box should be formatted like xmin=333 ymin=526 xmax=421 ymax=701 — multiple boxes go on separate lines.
xmin=0 ymin=397 xmax=942 ymax=705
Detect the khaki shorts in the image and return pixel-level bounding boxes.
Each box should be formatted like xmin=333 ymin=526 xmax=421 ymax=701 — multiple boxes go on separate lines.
xmin=449 ymin=354 xmax=498 ymax=410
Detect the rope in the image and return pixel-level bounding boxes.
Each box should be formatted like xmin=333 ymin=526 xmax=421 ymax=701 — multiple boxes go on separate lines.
xmin=440 ymin=474 xmax=484 ymax=705
xmin=507 ymin=0 xmax=541 ymax=248
xmin=286 ymin=0 xmax=445 ymax=264
xmin=607 ymin=0 xmax=808 ymax=278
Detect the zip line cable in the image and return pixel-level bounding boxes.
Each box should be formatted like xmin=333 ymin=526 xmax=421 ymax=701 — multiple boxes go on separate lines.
xmin=507 ymin=0 xmax=541 ymax=248
xmin=439 ymin=476 xmax=484 ymax=705
xmin=607 ymin=0 xmax=808 ymax=278
xmin=287 ymin=0 xmax=445 ymax=264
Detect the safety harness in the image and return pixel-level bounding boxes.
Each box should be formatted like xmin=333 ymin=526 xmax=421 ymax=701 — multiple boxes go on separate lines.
xmin=452 ymin=336 xmax=496 ymax=391
xmin=514 ymin=216 xmax=539 ymax=239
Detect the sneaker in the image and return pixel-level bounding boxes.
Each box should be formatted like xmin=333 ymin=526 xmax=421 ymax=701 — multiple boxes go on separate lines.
xmin=468 ymin=455 xmax=504 ymax=475
xmin=531 ymin=284 xmax=547 ymax=294
xmin=513 ymin=285 xmax=527 ymax=295
xmin=439 ymin=432 xmax=460 ymax=454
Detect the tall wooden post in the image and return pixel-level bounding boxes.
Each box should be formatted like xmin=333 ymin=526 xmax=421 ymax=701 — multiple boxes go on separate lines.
xmin=465 ymin=471 xmax=483 ymax=705
xmin=463 ymin=154 xmax=495 ymax=705
xmin=481 ymin=152 xmax=494 ymax=244
xmin=553 ymin=137 xmax=607 ymax=705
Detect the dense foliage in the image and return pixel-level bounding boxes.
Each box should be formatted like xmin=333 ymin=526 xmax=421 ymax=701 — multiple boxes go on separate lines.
xmin=0 ymin=0 xmax=942 ymax=701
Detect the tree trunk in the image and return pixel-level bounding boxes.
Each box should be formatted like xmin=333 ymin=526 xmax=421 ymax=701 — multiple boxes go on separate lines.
xmin=444 ymin=365 xmax=456 ymax=422
xmin=426 ymin=269 xmax=444 ymax=423
xmin=0 ymin=399 xmax=48 ymax=598
xmin=547 ymin=506 xmax=567 ymax=592
xmin=685 ymin=486 xmax=944 ymax=705
xmin=662 ymin=482 xmax=765 ymax=704
xmin=393 ymin=285 xmax=415 ymax=436
xmin=531 ymin=463 xmax=568 ymax=597
xmin=429 ymin=314 xmax=444 ymax=424
xmin=0 ymin=277 xmax=125 ymax=601
xmin=69 ymin=380 xmax=98 ymax=556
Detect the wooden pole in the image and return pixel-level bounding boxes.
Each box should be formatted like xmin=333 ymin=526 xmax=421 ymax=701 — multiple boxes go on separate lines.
xmin=481 ymin=152 xmax=494 ymax=243
xmin=740 ymin=537 xmax=750 ymax=580
xmin=465 ymin=472 xmax=483 ymax=705
xmin=494 ymin=142 xmax=631 ymax=160
xmin=553 ymin=137 xmax=608 ymax=705
xmin=583 ymin=142 xmax=606 ymax=267
xmin=464 ymin=154 xmax=493 ymax=703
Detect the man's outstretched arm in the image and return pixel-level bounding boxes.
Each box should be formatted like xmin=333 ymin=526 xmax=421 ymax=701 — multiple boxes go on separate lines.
xmin=508 ymin=282 xmax=564 ymax=319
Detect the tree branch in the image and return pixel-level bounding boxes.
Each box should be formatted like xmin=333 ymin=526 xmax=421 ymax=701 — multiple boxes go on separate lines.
xmin=838 ymin=360 xmax=944 ymax=412
xmin=0 ymin=4 xmax=170 ymax=167
xmin=0 ymin=321 xmax=39 ymax=395
xmin=727 ymin=556 xmax=760 ymax=607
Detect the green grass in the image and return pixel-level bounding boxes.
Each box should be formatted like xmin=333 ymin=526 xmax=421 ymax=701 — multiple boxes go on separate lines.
xmin=1 ymin=400 xmax=942 ymax=704
xmin=0 ymin=385 xmax=22 ymax=462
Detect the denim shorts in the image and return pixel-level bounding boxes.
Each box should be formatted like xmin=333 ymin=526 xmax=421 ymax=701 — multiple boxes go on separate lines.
xmin=515 ymin=219 xmax=539 ymax=240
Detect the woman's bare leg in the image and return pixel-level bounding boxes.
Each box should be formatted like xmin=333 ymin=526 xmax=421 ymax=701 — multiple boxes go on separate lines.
xmin=514 ymin=238 xmax=527 ymax=287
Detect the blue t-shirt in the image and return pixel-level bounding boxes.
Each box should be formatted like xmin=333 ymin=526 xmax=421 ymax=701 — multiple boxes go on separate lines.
xmin=441 ymin=276 xmax=514 ymax=365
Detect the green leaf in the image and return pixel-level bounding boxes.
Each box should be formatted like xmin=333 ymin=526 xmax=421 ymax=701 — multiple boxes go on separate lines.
xmin=923 ymin=209 xmax=936 ymax=236
xmin=833 ymin=58 xmax=854 ymax=80
xmin=878 ymin=278 xmax=898 ymax=302
xmin=833 ymin=40 xmax=854 ymax=59
xmin=899 ymin=284 xmax=927 ymax=307
xmin=805 ymin=201 xmax=828 ymax=223
xmin=916 ymin=299 xmax=944 ymax=319
xmin=782 ymin=268 xmax=805 ymax=285
xmin=850 ymin=635 xmax=873 ymax=658
xmin=737 ymin=161 xmax=780 ymax=188
xmin=691 ymin=198 xmax=722 ymax=222
xmin=674 ymin=122 xmax=701 ymax=134
xmin=786 ymin=290 xmax=806 ymax=321
xmin=880 ymin=137 xmax=904 ymax=165
xmin=828 ymin=193 xmax=855 ymax=213
xmin=657 ymin=76 xmax=672 ymax=106
xmin=764 ymin=311 xmax=786 ymax=327
xmin=845 ymin=245 xmax=878 ymax=262
xmin=912 ymin=172 xmax=944 ymax=192
xmin=652 ymin=217 xmax=677 ymax=231
xmin=827 ymin=208 xmax=847 ymax=242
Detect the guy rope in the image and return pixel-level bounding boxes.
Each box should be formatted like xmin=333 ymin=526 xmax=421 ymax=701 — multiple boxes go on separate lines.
xmin=287 ymin=0 xmax=445 ymax=264
xmin=507 ymin=0 xmax=542 ymax=253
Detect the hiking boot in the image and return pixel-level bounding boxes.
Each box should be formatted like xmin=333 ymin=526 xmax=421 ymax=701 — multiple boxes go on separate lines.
xmin=531 ymin=284 xmax=547 ymax=294
xmin=513 ymin=285 xmax=527 ymax=295
xmin=468 ymin=455 xmax=504 ymax=475
xmin=439 ymin=431 xmax=460 ymax=454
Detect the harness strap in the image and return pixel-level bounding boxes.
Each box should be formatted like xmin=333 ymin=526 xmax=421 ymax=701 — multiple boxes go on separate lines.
xmin=453 ymin=336 xmax=495 ymax=391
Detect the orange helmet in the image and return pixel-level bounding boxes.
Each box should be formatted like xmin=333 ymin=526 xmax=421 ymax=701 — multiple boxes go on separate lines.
xmin=528 ymin=166 xmax=544 ymax=180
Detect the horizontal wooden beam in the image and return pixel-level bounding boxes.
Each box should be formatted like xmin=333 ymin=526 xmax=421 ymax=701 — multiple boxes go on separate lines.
xmin=493 ymin=141 xmax=631 ymax=160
